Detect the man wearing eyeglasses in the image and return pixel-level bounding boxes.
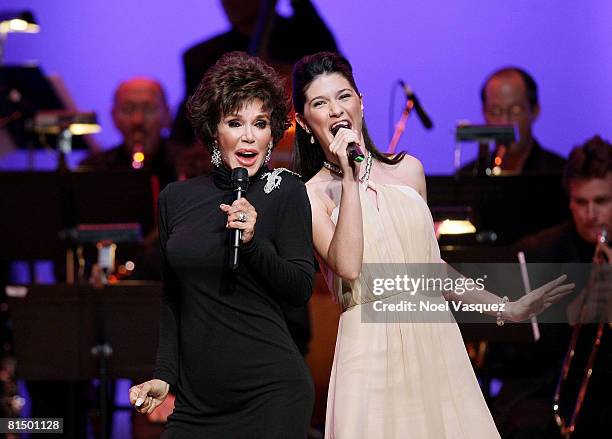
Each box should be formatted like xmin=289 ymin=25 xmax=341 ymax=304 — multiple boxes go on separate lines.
xmin=461 ymin=67 xmax=566 ymax=175
xmin=76 ymin=77 xmax=178 ymax=436
xmin=79 ymin=77 xmax=177 ymax=188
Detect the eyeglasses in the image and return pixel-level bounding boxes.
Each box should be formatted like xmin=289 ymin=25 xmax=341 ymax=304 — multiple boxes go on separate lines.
xmin=484 ymin=104 xmax=528 ymax=120
xmin=116 ymin=105 xmax=161 ymax=118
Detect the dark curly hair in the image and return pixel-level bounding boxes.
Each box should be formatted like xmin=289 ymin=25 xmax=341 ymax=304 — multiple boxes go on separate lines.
xmin=564 ymin=135 xmax=612 ymax=189
xmin=187 ymin=51 xmax=291 ymax=153
xmin=292 ymin=51 xmax=405 ymax=181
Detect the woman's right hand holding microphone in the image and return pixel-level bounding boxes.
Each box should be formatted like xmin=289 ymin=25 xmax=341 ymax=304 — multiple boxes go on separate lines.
xmin=328 ymin=126 xmax=362 ymax=181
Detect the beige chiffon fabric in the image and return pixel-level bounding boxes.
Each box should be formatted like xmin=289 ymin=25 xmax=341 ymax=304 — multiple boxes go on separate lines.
xmin=323 ymin=180 xmax=500 ymax=439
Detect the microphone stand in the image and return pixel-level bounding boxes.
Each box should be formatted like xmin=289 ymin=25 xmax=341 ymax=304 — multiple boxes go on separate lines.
xmin=387 ymin=98 xmax=414 ymax=154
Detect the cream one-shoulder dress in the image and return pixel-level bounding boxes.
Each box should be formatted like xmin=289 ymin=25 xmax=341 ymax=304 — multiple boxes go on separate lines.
xmin=323 ymin=178 xmax=500 ymax=439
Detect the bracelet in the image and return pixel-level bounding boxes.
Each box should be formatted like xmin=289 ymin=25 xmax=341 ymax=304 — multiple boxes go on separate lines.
xmin=496 ymin=296 xmax=509 ymax=326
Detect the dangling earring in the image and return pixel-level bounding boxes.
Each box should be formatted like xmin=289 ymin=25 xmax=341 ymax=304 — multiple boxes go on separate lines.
xmin=305 ymin=127 xmax=315 ymax=145
xmin=264 ymin=141 xmax=273 ymax=164
xmin=211 ymin=141 xmax=222 ymax=167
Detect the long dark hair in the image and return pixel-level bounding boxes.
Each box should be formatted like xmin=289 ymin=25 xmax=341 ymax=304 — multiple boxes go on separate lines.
xmin=292 ymin=52 xmax=405 ymax=181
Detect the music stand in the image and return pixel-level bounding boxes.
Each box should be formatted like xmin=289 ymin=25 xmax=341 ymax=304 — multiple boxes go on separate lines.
xmin=70 ymin=170 xmax=157 ymax=236
xmin=7 ymin=282 xmax=162 ymax=439
xmin=454 ymin=124 xmax=516 ymax=176
xmin=0 ymin=170 xmax=157 ymax=282
xmin=0 ymin=65 xmax=90 ymax=150
xmin=427 ymin=175 xmax=570 ymax=245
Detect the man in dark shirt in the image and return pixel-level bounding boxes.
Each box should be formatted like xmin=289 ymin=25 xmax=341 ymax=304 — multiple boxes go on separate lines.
xmin=520 ymin=135 xmax=611 ymax=261
xmin=493 ymin=136 xmax=611 ymax=438
xmin=171 ymin=0 xmax=338 ymax=148
xmin=461 ymin=67 xmax=566 ymax=175
xmin=80 ymin=77 xmax=176 ymax=189
xmin=77 ymin=78 xmax=178 ymax=434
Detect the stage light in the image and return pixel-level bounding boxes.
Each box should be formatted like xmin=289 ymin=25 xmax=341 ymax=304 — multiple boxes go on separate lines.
xmin=0 ymin=11 xmax=40 ymax=64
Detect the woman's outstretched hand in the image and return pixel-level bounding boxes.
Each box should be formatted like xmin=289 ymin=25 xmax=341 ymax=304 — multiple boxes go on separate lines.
xmin=505 ymin=275 xmax=575 ymax=322
xmin=129 ymin=379 xmax=170 ymax=415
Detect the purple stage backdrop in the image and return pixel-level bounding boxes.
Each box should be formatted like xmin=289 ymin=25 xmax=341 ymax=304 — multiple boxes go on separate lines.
xmin=2 ymin=0 xmax=611 ymax=174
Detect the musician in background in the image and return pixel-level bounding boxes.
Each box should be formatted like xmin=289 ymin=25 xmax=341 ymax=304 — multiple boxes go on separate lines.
xmin=519 ymin=135 xmax=611 ymax=263
xmin=79 ymin=77 xmax=177 ymax=189
xmin=170 ymin=0 xmax=338 ymax=150
xmin=28 ymin=77 xmax=176 ymax=438
xmin=76 ymin=78 xmax=179 ymax=435
xmin=494 ymin=135 xmax=611 ymax=438
xmin=461 ymin=67 xmax=566 ymax=175
xmin=77 ymin=77 xmax=180 ymax=283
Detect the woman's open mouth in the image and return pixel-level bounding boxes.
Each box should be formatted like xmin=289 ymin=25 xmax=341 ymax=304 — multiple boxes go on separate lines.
xmin=235 ymin=149 xmax=259 ymax=167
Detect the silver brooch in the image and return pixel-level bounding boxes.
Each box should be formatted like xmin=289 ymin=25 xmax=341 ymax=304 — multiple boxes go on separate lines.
xmin=260 ymin=168 xmax=301 ymax=194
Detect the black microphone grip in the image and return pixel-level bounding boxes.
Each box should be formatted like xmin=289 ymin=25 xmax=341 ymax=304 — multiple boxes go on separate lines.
xmin=230 ymin=167 xmax=250 ymax=270
xmin=229 ymin=190 xmax=242 ymax=270
xmin=330 ymin=125 xmax=365 ymax=163
xmin=347 ymin=144 xmax=365 ymax=163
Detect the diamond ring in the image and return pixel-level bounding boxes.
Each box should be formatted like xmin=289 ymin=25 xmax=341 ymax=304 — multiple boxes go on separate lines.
xmin=237 ymin=211 xmax=248 ymax=222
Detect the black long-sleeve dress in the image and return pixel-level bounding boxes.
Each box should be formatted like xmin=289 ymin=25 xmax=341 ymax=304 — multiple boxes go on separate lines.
xmin=154 ymin=165 xmax=315 ymax=438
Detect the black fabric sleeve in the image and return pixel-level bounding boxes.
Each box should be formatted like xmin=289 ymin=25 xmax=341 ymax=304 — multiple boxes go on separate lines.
xmin=241 ymin=179 xmax=315 ymax=306
xmin=153 ymin=185 xmax=180 ymax=386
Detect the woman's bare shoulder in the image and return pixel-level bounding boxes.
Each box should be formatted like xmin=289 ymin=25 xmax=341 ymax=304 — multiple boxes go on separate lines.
xmin=379 ymin=154 xmax=426 ymax=198
xmin=378 ymin=154 xmax=423 ymax=180
xmin=397 ymin=154 xmax=424 ymax=176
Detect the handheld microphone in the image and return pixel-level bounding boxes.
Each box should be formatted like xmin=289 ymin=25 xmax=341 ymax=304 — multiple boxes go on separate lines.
xmin=229 ymin=167 xmax=249 ymax=270
xmin=399 ymin=80 xmax=433 ymax=130
xmin=330 ymin=124 xmax=365 ymax=163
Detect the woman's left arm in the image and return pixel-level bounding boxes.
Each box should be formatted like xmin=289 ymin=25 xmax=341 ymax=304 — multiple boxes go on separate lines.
xmin=407 ymin=156 xmax=574 ymax=322
xmin=442 ymin=263 xmax=574 ymax=322
xmin=240 ymin=180 xmax=315 ymax=306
